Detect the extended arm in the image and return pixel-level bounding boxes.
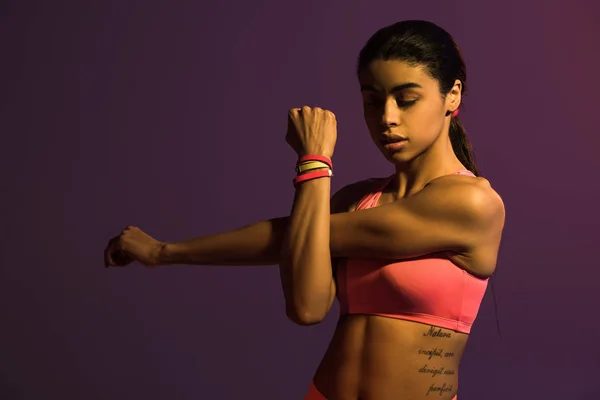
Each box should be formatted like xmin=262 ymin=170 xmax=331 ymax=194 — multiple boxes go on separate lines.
xmin=159 ymin=217 xmax=287 ymax=266
xmin=157 ymin=184 xmax=350 ymax=267
xmin=160 ymin=178 xmax=502 ymax=267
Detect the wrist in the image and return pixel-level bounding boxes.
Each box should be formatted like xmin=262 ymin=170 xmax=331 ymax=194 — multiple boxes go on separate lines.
xmin=293 ymin=154 xmax=333 ymax=187
xmin=294 ymin=168 xmax=332 ymax=187
xmin=298 ymin=150 xmax=333 ymax=159
xmin=156 ymin=242 xmax=174 ymax=265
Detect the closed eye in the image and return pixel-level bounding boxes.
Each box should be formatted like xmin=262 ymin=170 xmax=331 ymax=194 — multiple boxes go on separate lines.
xmin=363 ymin=98 xmax=417 ymax=109
xmin=396 ymin=99 xmax=417 ymax=108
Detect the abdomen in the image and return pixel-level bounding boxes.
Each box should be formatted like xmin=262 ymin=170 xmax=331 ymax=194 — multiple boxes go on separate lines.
xmin=313 ymin=315 xmax=468 ymax=399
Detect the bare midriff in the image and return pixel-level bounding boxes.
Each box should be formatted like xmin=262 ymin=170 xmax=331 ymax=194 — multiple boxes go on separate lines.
xmin=313 ymin=315 xmax=468 ymax=400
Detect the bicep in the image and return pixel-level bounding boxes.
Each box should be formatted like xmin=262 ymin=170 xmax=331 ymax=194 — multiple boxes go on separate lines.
xmin=330 ymin=180 xmax=503 ymax=260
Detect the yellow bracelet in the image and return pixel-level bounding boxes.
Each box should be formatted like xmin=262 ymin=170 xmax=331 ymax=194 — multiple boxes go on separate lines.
xmin=296 ymin=160 xmax=330 ymax=174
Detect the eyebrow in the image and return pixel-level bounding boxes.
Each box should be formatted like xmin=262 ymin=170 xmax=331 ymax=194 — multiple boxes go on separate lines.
xmin=360 ymin=82 xmax=423 ymax=93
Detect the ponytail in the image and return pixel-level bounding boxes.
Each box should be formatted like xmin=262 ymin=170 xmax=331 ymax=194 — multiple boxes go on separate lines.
xmin=449 ymin=116 xmax=479 ymax=176
xmin=450 ymin=115 xmax=501 ymax=338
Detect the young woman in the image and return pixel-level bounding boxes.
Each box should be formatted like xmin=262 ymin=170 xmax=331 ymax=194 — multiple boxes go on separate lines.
xmin=104 ymin=20 xmax=505 ymax=400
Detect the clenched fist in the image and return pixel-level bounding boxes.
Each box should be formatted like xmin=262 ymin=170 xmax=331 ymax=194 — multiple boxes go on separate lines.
xmin=286 ymin=106 xmax=337 ymax=159
xmin=104 ymin=226 xmax=164 ymax=268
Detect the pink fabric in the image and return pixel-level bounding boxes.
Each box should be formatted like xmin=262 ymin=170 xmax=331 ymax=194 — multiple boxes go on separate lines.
xmin=304 ymin=381 xmax=326 ymax=400
xmin=336 ymin=170 xmax=488 ymax=334
xmin=304 ymin=381 xmax=458 ymax=399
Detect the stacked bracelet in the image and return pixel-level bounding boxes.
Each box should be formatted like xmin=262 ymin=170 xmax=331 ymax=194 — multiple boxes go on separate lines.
xmin=293 ymin=155 xmax=333 ymax=187
xmin=296 ymin=160 xmax=330 ymax=174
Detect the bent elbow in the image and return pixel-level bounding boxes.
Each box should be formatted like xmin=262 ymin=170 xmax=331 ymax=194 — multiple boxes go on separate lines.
xmin=286 ymin=307 xmax=326 ymax=326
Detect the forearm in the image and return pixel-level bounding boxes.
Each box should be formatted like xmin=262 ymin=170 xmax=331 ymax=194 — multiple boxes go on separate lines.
xmin=158 ymin=217 xmax=288 ymax=266
xmin=279 ymin=178 xmax=334 ymax=324
xmin=154 ymin=184 xmax=395 ymax=268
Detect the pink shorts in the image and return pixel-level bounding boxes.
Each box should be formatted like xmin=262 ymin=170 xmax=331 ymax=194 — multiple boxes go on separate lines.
xmin=304 ymin=381 xmax=458 ymax=399
xmin=304 ymin=381 xmax=326 ymax=399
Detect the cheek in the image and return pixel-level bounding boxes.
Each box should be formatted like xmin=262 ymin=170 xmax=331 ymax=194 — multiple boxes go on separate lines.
xmin=410 ymin=106 xmax=445 ymax=137
xmin=362 ymin=104 xmax=443 ymax=138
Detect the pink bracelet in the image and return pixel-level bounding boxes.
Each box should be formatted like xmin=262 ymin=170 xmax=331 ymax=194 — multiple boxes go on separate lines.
xmin=297 ymin=154 xmax=333 ymax=170
xmin=293 ymin=168 xmax=333 ymax=187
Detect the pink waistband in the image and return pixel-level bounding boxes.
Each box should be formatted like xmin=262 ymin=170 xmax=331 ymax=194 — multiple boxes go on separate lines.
xmin=305 ymin=381 xmax=457 ymax=399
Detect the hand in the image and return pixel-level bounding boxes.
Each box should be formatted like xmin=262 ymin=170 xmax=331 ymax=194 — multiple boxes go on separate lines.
xmin=104 ymin=226 xmax=164 ymax=268
xmin=286 ymin=106 xmax=337 ymax=159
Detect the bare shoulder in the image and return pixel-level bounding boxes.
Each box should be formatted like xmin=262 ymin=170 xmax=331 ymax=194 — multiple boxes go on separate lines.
xmin=420 ymin=174 xmax=505 ymax=276
xmin=424 ymin=174 xmax=505 ymax=224
xmin=331 ymin=177 xmax=385 ymax=213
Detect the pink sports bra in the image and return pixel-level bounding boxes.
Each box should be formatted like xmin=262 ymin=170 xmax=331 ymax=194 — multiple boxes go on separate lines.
xmin=335 ymin=170 xmax=489 ymax=334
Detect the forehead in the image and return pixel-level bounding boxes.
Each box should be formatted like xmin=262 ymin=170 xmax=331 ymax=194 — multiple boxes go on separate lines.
xmin=359 ymin=59 xmax=436 ymax=92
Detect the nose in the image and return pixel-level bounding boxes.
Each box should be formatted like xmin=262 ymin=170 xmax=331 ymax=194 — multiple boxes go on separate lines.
xmin=381 ymin=97 xmax=400 ymax=127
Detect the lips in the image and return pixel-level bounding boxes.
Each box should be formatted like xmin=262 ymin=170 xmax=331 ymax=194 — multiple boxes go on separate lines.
xmin=380 ymin=136 xmax=408 ymax=153
xmin=380 ymin=136 xmax=408 ymax=145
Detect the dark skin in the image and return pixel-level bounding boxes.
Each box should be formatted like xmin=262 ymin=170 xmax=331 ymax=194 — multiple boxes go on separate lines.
xmin=310 ymin=178 xmax=471 ymax=399
xmin=105 ymin=60 xmax=505 ymax=399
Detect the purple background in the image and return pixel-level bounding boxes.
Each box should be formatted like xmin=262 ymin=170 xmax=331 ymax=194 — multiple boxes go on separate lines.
xmin=2 ymin=1 xmax=599 ymax=399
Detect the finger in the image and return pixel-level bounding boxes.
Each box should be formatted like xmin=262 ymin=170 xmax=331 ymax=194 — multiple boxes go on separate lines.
xmin=105 ymin=235 xmax=129 ymax=267
xmin=123 ymin=225 xmax=137 ymax=233
xmin=113 ymin=251 xmax=133 ymax=267
xmin=104 ymin=236 xmax=119 ymax=267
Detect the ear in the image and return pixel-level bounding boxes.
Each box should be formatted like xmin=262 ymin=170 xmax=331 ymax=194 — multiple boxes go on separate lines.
xmin=446 ymin=79 xmax=462 ymax=114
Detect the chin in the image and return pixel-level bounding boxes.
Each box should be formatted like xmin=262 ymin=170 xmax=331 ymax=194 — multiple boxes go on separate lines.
xmin=381 ymin=149 xmax=413 ymax=165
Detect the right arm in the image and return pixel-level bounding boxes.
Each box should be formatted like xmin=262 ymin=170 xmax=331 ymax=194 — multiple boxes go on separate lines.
xmin=104 ymin=182 xmax=362 ymax=268
xmin=157 ymin=182 xmax=358 ymax=266
xmin=159 ymin=217 xmax=288 ymax=266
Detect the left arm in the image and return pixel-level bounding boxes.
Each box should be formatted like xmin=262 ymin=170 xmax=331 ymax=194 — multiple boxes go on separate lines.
xmin=279 ymin=177 xmax=334 ymax=326
xmin=329 ymin=177 xmax=505 ymax=261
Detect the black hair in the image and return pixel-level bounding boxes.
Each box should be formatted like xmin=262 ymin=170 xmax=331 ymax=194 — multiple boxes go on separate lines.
xmin=357 ymin=20 xmax=479 ymax=176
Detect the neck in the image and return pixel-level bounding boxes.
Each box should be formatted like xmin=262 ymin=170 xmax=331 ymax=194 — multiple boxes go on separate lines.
xmin=390 ymin=134 xmax=465 ymax=198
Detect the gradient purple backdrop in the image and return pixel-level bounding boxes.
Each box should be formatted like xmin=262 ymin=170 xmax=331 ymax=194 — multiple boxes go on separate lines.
xmin=2 ymin=1 xmax=600 ymax=399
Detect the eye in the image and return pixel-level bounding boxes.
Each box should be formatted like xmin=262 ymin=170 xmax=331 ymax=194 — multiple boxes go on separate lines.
xmin=395 ymin=93 xmax=418 ymax=108
xmin=363 ymin=97 xmax=384 ymax=107
xmin=362 ymin=95 xmax=418 ymax=109
xmin=396 ymin=98 xmax=417 ymax=108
